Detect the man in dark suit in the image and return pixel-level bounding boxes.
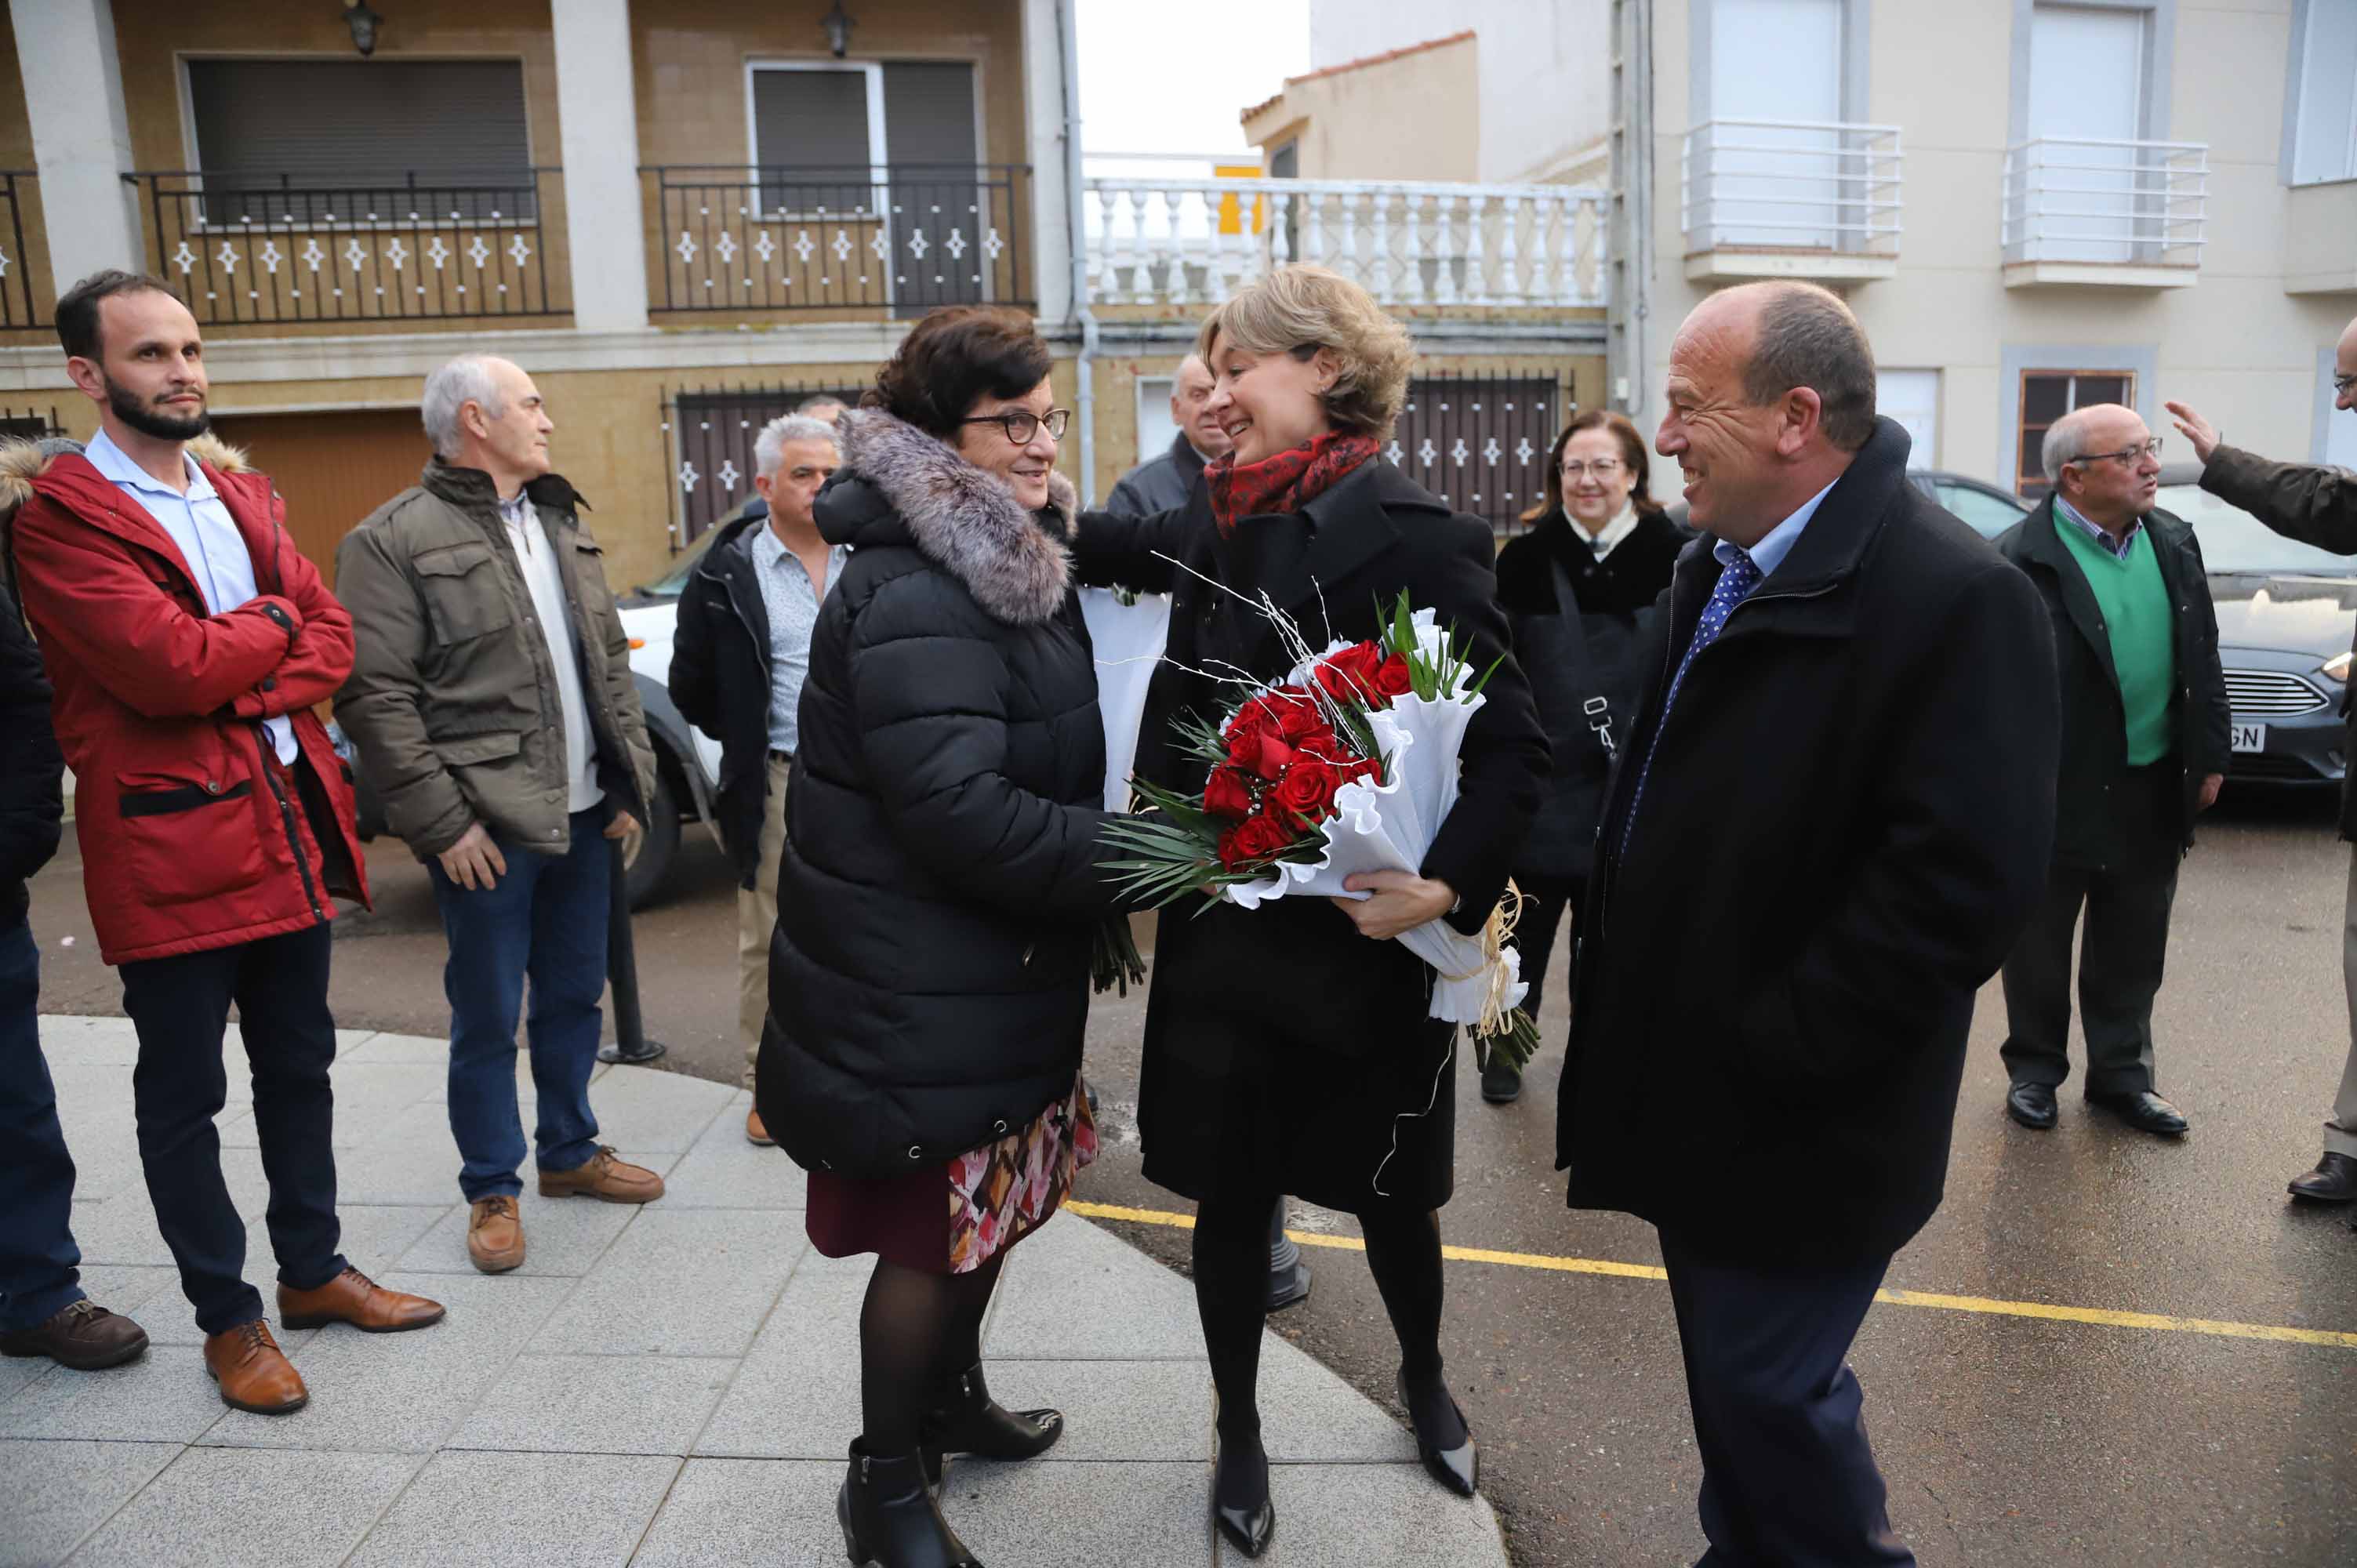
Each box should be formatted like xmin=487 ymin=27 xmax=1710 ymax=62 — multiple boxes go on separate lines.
xmin=1556 ymin=281 xmax=2061 ymax=1566
xmin=1993 ymin=404 xmax=2229 ymax=1138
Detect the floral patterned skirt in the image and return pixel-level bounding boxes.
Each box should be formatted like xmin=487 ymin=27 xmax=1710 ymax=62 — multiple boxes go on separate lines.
xmin=804 ymin=1075 xmax=1098 ymax=1276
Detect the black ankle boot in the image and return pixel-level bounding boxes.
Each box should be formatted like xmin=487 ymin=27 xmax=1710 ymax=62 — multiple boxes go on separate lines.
xmin=921 ymin=1363 xmax=1062 ymax=1463
xmin=1211 ymin=1427 xmax=1276 ymax=1558
xmin=837 ymin=1441 xmax=982 ymax=1567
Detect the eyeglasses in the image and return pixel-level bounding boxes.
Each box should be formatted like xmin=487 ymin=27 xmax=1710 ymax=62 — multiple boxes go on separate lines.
xmin=2068 ymin=436 xmax=2163 ymax=468
xmin=961 ymin=408 xmax=1070 ymax=445
xmin=2334 ymin=373 xmax=2357 ymax=398
xmin=1559 ymin=459 xmax=1625 ymax=480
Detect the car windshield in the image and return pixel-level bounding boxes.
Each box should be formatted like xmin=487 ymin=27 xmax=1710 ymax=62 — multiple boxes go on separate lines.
xmin=2162 ymin=484 xmax=2357 ymax=578
xmin=635 ymin=529 xmax=720 ymax=600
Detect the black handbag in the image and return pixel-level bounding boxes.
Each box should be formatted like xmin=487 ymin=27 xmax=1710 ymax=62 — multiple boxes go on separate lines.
xmin=1548 ymin=554 xmax=1617 ymax=766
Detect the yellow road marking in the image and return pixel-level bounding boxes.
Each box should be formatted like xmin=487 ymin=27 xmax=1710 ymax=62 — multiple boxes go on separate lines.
xmin=1063 ymin=1200 xmax=2357 ymax=1351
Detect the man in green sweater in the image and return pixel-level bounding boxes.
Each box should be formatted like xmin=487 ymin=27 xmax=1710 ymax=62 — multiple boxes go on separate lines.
xmin=1994 ymin=404 xmax=2232 ymax=1136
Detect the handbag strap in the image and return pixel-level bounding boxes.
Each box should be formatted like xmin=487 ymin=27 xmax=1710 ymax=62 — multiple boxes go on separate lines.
xmin=1545 ymin=546 xmax=1617 ymax=757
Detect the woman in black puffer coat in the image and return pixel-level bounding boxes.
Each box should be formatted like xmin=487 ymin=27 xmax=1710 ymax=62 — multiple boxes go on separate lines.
xmin=1483 ymin=410 xmax=1687 ymax=1105
xmin=756 ymin=307 xmax=1130 ymax=1568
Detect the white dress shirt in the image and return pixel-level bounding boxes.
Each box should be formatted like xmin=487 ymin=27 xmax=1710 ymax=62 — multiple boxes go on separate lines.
xmin=82 ymin=426 xmax=297 ymax=764
xmin=497 ymin=492 xmax=601 ymax=812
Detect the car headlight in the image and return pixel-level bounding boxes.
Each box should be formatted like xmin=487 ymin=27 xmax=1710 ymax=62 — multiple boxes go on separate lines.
xmin=2326 ymin=652 xmax=2354 ymax=684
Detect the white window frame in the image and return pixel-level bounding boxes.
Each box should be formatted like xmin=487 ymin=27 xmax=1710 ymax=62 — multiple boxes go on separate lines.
xmin=743 ymin=60 xmax=891 ymax=223
xmin=2282 ymin=0 xmax=2357 ymax=187
xmin=174 ymin=51 xmax=539 ymax=234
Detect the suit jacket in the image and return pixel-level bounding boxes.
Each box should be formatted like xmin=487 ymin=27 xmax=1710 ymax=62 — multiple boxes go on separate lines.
xmin=1556 ymin=417 xmax=2061 ymax=1265
xmin=1106 ymin=431 xmax=1210 ymax=518
xmin=1072 ymin=456 xmax=1549 ymax=1058
xmin=1995 ymin=498 xmax=2231 ymax=870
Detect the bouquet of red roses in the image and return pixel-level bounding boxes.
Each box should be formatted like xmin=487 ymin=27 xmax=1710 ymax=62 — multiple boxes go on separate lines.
xmin=1099 ymin=592 xmax=1540 ymax=1074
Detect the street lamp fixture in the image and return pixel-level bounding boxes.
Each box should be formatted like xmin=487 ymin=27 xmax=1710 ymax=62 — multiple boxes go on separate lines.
xmin=343 ymin=0 xmax=383 ymax=57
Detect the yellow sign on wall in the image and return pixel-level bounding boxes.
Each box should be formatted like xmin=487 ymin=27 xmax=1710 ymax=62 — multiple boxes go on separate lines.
xmin=1214 ymin=164 xmax=1266 ymax=236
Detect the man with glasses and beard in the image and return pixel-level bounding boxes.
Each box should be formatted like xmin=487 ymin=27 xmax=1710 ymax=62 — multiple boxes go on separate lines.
xmin=7 ymin=270 xmax=444 ymax=1418
xmin=1993 ymin=403 xmax=2230 ymax=1138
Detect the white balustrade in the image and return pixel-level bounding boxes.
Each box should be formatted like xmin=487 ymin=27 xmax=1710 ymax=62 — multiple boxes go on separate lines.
xmin=1680 ymin=119 xmax=1904 ymax=256
xmin=2000 ymin=137 xmax=2207 ymax=269
xmin=1079 ymin=175 xmax=1609 ymax=309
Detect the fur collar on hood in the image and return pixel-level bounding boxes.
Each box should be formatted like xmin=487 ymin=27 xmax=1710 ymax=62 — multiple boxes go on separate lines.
xmin=835 ymin=407 xmax=1076 ymax=626
xmin=0 ymin=432 xmax=252 ymax=590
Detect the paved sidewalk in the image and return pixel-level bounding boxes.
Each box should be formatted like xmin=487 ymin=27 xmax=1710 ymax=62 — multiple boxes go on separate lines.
xmin=2 ymin=1016 xmax=1509 ymax=1567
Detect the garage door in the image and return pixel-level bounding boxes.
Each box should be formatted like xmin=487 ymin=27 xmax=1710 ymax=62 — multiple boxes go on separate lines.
xmin=206 ymin=408 xmax=433 ymax=583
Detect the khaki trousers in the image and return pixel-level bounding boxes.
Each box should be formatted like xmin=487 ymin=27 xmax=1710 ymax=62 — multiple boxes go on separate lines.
xmin=737 ymin=753 xmax=790 ymax=1089
xmin=2330 ymin=851 xmax=2357 ymax=1158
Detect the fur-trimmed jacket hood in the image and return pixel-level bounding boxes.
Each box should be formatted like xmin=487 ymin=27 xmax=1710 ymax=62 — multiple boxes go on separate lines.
xmin=821 ymin=407 xmax=1077 ymax=626
xmin=0 ymin=432 xmax=250 ymax=593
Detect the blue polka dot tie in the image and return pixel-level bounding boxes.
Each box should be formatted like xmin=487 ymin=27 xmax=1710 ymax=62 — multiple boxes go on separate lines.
xmin=1619 ymin=546 xmax=1762 ymax=858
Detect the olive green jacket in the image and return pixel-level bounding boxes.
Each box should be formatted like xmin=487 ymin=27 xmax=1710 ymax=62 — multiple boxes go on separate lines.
xmin=334 ymin=459 xmax=655 ymax=858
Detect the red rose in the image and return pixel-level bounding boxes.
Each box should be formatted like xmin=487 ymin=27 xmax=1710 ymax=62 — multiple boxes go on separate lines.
xmin=1313 ymin=642 xmax=1388 ymax=705
xmin=1227 ymin=726 xmax=1296 ymax=782
xmin=1338 ymin=753 xmax=1382 ymax=787
xmin=1203 ymin=764 xmax=1255 ymax=820
xmin=1273 ymin=756 xmax=1342 ymax=822
xmin=1218 ymin=808 xmax=1299 ymax=870
xmin=1372 ymin=653 xmax=1415 ymax=698
xmin=1266 ymin=687 xmax=1330 ymax=741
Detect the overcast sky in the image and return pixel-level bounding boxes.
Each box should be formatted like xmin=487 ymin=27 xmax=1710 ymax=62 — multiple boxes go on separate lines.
xmin=1074 ymin=0 xmax=1313 ymax=160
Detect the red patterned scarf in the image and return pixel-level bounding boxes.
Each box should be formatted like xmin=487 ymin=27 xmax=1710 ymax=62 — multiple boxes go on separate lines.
xmin=1204 ymin=430 xmax=1382 ymax=535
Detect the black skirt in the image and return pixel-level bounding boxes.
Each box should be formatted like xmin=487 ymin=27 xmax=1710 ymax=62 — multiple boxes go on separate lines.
xmin=1135 ymin=902 xmax=1459 ymax=1214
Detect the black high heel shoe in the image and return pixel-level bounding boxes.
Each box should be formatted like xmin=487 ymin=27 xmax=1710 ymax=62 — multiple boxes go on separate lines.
xmin=1211 ymin=1432 xmax=1276 ymax=1558
xmin=837 ymin=1440 xmax=982 ymax=1567
xmin=921 ymin=1363 xmax=1062 ymax=1468
xmin=1396 ymin=1370 xmax=1479 ymax=1497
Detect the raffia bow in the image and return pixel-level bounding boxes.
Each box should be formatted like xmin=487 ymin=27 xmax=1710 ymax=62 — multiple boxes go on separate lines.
xmin=1437 ymin=880 xmax=1525 ymax=1044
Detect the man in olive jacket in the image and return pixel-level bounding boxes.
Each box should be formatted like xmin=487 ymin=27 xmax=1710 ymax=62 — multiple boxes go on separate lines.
xmin=2172 ymin=346 xmax=2357 ymax=1203
xmin=337 ymin=354 xmax=663 ymax=1275
xmin=1558 ymin=283 xmax=2059 ymax=1566
xmin=1993 ymin=404 xmax=2229 ymax=1138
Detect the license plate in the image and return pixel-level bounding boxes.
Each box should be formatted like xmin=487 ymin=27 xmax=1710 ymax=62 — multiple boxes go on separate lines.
xmin=2231 ymin=722 xmax=2268 ymax=753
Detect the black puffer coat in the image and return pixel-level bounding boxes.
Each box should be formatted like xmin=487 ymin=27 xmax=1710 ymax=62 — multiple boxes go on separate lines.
xmin=1 ymin=579 xmax=64 ymax=924
xmin=1494 ymin=508 xmax=1687 ymax=882
xmin=758 ymin=411 xmax=1126 ymax=1178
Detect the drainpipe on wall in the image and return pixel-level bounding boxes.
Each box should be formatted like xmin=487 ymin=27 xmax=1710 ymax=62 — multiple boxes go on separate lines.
xmin=1056 ymin=0 xmax=1099 ymax=506
xmin=1609 ymin=0 xmax=1654 ymax=423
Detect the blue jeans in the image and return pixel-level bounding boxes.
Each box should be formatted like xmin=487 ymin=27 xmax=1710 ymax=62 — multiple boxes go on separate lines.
xmin=429 ymin=809 xmax=609 ymax=1202
xmin=0 ymin=917 xmax=85 ymax=1332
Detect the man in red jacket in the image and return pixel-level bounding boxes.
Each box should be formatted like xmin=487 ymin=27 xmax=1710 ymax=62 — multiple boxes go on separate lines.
xmin=7 ymin=271 xmax=442 ymax=1417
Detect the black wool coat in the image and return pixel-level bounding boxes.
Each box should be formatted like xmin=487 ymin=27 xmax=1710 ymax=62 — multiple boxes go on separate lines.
xmin=1073 ymin=459 xmax=1549 ymax=1207
xmin=1 ymin=581 xmax=64 ymax=924
xmin=1494 ymin=509 xmax=1688 ymax=884
xmin=1995 ymin=499 xmax=2231 ymax=872
xmin=668 ymin=512 xmax=780 ymax=890
xmin=1556 ymin=418 xmax=2061 ymax=1266
xmin=758 ymin=411 xmax=1128 ymax=1179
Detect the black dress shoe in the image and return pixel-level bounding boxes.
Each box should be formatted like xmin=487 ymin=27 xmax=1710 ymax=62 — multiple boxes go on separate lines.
xmin=921 ymin=1363 xmax=1061 ymax=1464
xmin=1211 ymin=1436 xmax=1275 ymax=1558
xmin=1480 ymin=1054 xmax=1524 ymax=1104
xmin=838 ymin=1441 xmax=981 ymax=1567
xmin=2088 ymin=1090 xmax=2188 ymax=1136
xmin=2005 ymin=1083 xmax=2058 ymax=1130
xmin=1397 ymin=1370 xmax=1479 ymax=1497
xmin=2290 ymin=1152 xmax=2357 ymax=1203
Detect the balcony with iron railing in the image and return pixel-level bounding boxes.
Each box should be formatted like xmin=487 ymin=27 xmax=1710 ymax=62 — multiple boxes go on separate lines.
xmin=1680 ymin=119 xmax=1903 ymax=281
xmin=643 ymin=165 xmax=1033 ymax=322
xmin=123 ymin=169 xmax=571 ymax=331
xmin=2000 ymin=138 xmax=2208 ymax=287
xmin=1080 ymin=176 xmax=1607 ymax=315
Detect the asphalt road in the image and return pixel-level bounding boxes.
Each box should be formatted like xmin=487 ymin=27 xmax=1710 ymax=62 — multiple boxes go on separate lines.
xmin=24 ymin=788 xmax=2357 ymax=1567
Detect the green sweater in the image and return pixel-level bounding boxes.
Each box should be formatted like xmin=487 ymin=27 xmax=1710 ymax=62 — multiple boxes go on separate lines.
xmin=2054 ymin=503 xmax=2176 ymax=765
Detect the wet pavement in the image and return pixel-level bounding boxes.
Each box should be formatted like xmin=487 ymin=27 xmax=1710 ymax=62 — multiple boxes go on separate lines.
xmin=23 ymin=787 xmax=2357 ymax=1566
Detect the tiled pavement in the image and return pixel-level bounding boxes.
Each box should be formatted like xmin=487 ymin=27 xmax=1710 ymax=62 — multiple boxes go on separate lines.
xmin=2 ymin=1017 xmax=1510 ymax=1566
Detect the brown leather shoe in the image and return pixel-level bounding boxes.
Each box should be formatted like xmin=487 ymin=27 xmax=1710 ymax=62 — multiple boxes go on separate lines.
xmin=0 ymin=1298 xmax=150 ymax=1370
xmin=746 ymin=1108 xmax=776 ymax=1147
xmin=538 ymin=1145 xmax=665 ymax=1203
xmin=204 ymin=1319 xmax=307 ymax=1414
xmin=467 ymin=1196 xmax=526 ymax=1274
xmin=277 ymin=1267 xmax=445 ymax=1333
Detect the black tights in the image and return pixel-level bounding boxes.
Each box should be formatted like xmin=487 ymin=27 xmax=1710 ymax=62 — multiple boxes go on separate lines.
xmin=1192 ymin=1189 xmax=1462 ymax=1504
xmin=859 ymin=1254 xmax=1005 ymax=1454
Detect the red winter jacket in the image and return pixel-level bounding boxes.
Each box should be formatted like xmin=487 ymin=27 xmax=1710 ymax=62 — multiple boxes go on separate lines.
xmin=3 ymin=435 xmax=370 ymax=964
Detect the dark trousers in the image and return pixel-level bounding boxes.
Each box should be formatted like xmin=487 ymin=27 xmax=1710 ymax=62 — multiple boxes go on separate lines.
xmin=1999 ymin=846 xmax=2180 ymax=1099
xmin=118 ymin=921 xmax=347 ymax=1334
xmin=1513 ymin=872 xmax=1587 ymax=1019
xmin=1658 ymin=1232 xmax=1916 ymax=1568
xmin=0 ymin=917 xmax=85 ymax=1332
xmin=427 ymin=808 xmax=608 ymax=1203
